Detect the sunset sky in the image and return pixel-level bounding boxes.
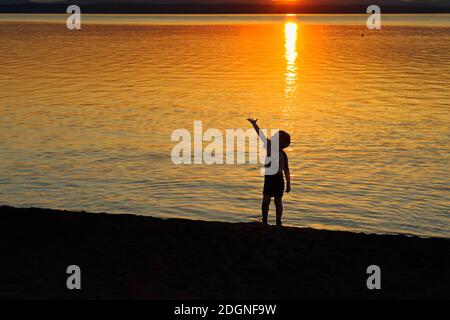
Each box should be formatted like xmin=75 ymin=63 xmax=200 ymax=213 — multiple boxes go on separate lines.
xmin=0 ymin=0 xmax=449 ymax=13
xmin=0 ymin=0 xmax=448 ymax=5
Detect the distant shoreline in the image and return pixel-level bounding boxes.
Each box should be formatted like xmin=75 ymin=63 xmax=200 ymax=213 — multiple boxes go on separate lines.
xmin=1 ymin=205 xmax=449 ymax=299
xmin=2 ymin=13 xmax=450 ymax=28
xmin=1 ymin=3 xmax=450 ymax=14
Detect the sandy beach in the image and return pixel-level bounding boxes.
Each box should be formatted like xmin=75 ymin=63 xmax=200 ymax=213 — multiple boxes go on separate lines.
xmin=1 ymin=205 xmax=448 ymax=299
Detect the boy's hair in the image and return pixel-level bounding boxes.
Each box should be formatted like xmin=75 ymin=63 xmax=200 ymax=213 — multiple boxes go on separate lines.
xmin=273 ymin=130 xmax=291 ymax=149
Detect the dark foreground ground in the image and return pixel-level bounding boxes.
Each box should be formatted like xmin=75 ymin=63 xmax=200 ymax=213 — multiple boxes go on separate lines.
xmin=1 ymin=206 xmax=449 ymax=299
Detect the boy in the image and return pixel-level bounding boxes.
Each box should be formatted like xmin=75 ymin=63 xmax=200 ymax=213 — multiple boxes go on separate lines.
xmin=247 ymin=118 xmax=291 ymax=226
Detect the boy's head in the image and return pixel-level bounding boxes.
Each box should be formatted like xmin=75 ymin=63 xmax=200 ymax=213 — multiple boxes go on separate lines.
xmin=272 ymin=130 xmax=291 ymax=150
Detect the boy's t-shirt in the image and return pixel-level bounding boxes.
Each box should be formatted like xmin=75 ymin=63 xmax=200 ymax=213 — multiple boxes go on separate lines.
xmin=261 ymin=135 xmax=288 ymax=176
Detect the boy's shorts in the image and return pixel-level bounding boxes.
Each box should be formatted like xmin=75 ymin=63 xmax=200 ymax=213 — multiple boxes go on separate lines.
xmin=263 ymin=173 xmax=285 ymax=197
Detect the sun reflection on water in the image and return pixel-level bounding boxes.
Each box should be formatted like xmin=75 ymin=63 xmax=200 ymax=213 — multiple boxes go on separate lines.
xmin=284 ymin=20 xmax=298 ymax=98
xmin=282 ymin=19 xmax=299 ymax=133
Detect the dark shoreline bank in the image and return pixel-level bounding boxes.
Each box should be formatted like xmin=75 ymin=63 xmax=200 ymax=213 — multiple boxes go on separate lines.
xmin=1 ymin=206 xmax=449 ymax=299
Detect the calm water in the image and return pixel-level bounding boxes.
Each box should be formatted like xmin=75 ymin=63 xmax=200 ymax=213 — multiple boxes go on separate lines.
xmin=0 ymin=14 xmax=449 ymax=237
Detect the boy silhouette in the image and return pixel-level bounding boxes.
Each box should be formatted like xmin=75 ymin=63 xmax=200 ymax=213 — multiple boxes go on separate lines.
xmin=247 ymin=118 xmax=291 ymax=226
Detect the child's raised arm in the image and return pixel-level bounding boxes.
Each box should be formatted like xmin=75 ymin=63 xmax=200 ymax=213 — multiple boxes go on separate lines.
xmin=247 ymin=118 xmax=269 ymax=147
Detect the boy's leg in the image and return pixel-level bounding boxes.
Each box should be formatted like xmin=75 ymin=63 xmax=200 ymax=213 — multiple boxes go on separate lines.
xmin=261 ymin=195 xmax=271 ymax=224
xmin=274 ymin=196 xmax=283 ymax=226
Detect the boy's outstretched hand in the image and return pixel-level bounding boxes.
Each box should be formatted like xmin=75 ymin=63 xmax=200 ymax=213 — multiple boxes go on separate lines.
xmin=247 ymin=118 xmax=258 ymax=125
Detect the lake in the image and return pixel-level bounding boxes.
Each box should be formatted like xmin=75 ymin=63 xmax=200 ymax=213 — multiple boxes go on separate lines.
xmin=0 ymin=14 xmax=449 ymax=237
